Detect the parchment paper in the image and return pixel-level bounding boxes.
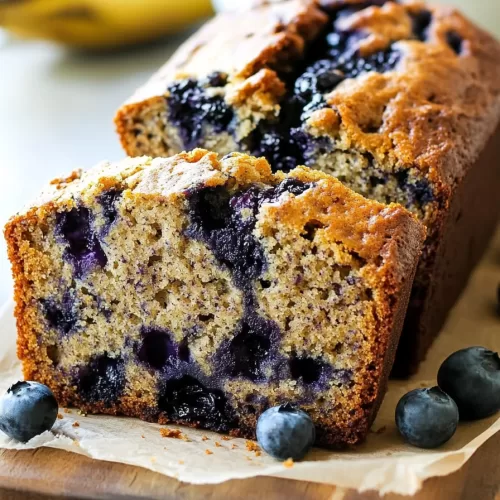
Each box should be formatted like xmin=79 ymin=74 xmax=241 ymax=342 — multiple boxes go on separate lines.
xmin=0 ymin=230 xmax=499 ymax=496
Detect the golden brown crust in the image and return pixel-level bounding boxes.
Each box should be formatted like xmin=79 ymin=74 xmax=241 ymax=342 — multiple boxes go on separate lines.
xmin=129 ymin=0 xmax=326 ymax=88
xmin=323 ymin=1 xmax=500 ymax=185
xmin=5 ymin=149 xmax=425 ymax=447
xmin=115 ymin=0 xmax=500 ymax=186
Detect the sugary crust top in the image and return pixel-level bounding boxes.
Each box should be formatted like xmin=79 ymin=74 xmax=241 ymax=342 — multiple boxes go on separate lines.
xmin=125 ymin=0 xmax=327 ymax=103
xmin=118 ymin=0 xmax=500 ymax=186
xmin=6 ymin=149 xmax=425 ymax=287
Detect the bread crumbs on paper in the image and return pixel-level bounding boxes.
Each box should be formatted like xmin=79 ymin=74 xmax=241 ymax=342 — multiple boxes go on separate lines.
xmin=201 ymin=435 xmax=209 ymax=441
xmin=64 ymin=408 xmax=72 ymax=414
xmin=215 ymin=441 xmax=222 ymax=447
xmin=283 ymin=458 xmax=294 ymax=468
xmin=246 ymin=440 xmax=261 ymax=453
xmin=178 ymin=460 xmax=184 ymax=465
xmin=72 ymin=421 xmax=80 ymax=428
xmin=205 ymin=449 xmax=213 ymax=455
xmin=231 ymin=444 xmax=238 ymax=450
xmin=376 ymin=426 xmax=387 ymax=435
xmin=57 ymin=413 xmax=63 ymax=419
xmin=160 ymin=428 xmax=184 ymax=439
xmin=141 ymin=435 xmax=145 ymax=439
xmin=221 ymin=436 xmax=231 ymax=441
xmin=73 ymin=440 xmax=79 ymax=447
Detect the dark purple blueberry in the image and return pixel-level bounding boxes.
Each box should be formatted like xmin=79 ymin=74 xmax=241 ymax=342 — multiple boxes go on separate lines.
xmin=187 ymin=181 xmax=312 ymax=289
xmin=158 ymin=375 xmax=236 ymax=432
xmin=253 ymin=129 xmax=289 ymax=170
xmin=40 ymin=292 xmax=78 ymax=335
xmin=411 ymin=10 xmax=432 ymax=41
xmin=309 ymin=32 xmax=400 ymax=83
xmin=220 ymin=314 xmax=280 ymax=382
xmin=56 ymin=207 xmax=107 ymax=278
xmin=186 ymin=186 xmax=267 ymax=288
xmin=316 ymin=69 xmax=345 ymax=92
xmin=446 ymin=31 xmax=463 ymax=55
xmin=178 ymin=337 xmax=191 ymax=362
xmin=437 ymin=347 xmax=500 ymax=420
xmin=0 ymin=381 xmax=58 ymax=442
xmin=166 ymin=78 xmax=234 ymax=150
xmin=203 ymin=71 xmax=228 ymax=87
xmin=294 ymin=59 xmax=345 ymax=99
xmin=188 ymin=186 xmax=231 ymax=231
xmin=248 ymin=122 xmax=308 ymax=173
xmin=267 ymin=178 xmax=312 ymax=199
xmin=411 ymin=180 xmax=435 ymax=205
xmin=97 ymin=189 xmax=122 ymax=230
xmin=395 ymin=170 xmax=434 ymax=207
xmin=256 ymin=404 xmax=315 ymax=460
xmin=293 ymin=130 xmax=333 ymax=165
xmin=137 ymin=328 xmax=178 ymax=371
xmin=289 ymin=354 xmax=333 ymax=386
xmin=369 ymin=175 xmax=387 ymax=188
xmin=76 ymin=354 xmax=125 ymax=405
xmin=395 ymin=387 xmax=458 ymax=449
xmin=345 ymin=47 xmax=401 ymax=77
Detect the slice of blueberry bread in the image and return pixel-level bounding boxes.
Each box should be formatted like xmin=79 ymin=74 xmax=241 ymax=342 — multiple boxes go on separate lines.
xmin=115 ymin=0 xmax=500 ymax=376
xmin=5 ymin=150 xmax=425 ymax=446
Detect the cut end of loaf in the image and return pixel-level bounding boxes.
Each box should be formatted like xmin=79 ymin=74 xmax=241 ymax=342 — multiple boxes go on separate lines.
xmin=5 ymin=150 xmax=425 ymax=447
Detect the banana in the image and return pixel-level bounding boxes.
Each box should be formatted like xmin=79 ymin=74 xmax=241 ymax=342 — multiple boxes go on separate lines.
xmin=0 ymin=0 xmax=214 ymax=49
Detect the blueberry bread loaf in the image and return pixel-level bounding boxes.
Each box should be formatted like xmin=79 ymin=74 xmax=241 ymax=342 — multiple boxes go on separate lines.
xmin=115 ymin=0 xmax=500 ymax=376
xmin=4 ymin=150 xmax=425 ymax=446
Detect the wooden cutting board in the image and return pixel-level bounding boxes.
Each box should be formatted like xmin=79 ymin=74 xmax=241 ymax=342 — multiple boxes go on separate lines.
xmin=0 ymin=433 xmax=497 ymax=499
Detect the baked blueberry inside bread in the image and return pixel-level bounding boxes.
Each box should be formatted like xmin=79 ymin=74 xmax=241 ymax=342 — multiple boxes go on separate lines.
xmin=4 ymin=150 xmax=425 ymax=446
xmin=115 ymin=0 xmax=500 ymax=375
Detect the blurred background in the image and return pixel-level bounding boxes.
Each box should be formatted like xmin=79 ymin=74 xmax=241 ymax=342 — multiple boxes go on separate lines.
xmin=0 ymin=0 xmax=498 ymax=305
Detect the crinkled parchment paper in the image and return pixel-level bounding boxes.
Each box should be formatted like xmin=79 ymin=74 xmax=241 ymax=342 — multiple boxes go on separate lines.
xmin=0 ymin=231 xmax=499 ymax=496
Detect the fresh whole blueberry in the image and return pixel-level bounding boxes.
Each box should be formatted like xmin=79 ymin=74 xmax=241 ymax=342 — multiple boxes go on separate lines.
xmin=0 ymin=381 xmax=58 ymax=442
xmin=256 ymin=404 xmax=315 ymax=460
xmin=395 ymin=387 xmax=458 ymax=449
xmin=437 ymin=347 xmax=500 ymax=420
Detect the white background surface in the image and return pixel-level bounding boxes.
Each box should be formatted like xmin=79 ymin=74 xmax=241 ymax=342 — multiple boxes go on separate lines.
xmin=0 ymin=0 xmax=499 ymax=305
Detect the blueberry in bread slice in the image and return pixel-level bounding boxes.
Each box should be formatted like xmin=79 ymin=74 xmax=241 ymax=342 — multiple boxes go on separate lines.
xmin=115 ymin=0 xmax=500 ymax=376
xmin=4 ymin=150 xmax=425 ymax=447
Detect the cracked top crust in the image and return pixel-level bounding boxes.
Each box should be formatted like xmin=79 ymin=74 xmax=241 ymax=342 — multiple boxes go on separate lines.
xmin=117 ymin=0 xmax=500 ymax=187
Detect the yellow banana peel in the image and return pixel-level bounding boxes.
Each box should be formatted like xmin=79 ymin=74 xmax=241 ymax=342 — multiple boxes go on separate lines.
xmin=0 ymin=0 xmax=214 ymax=49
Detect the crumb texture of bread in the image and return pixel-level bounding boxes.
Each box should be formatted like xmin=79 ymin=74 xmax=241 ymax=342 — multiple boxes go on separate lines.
xmin=5 ymin=149 xmax=425 ymax=447
xmin=114 ymin=0 xmax=500 ymax=375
